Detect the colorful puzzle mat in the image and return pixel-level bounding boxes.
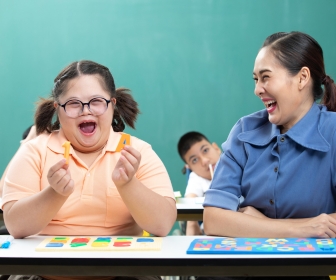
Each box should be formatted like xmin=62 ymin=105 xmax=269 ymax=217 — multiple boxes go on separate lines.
xmin=187 ymin=237 xmax=336 ymax=254
xmin=36 ymin=236 xmax=162 ymax=252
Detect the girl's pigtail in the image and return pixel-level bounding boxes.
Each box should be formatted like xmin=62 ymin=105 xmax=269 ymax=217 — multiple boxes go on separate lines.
xmin=34 ymin=98 xmax=59 ymax=135
xmin=113 ymin=88 xmax=140 ymax=132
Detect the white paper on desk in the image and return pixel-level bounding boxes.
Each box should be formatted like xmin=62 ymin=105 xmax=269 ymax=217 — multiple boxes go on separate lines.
xmin=194 ymin=197 xmax=204 ymax=204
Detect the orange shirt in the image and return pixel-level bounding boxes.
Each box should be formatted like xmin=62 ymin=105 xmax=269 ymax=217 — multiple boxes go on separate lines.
xmin=2 ymin=128 xmax=174 ymax=236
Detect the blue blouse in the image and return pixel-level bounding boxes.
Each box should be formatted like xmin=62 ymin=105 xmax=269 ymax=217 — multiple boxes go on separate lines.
xmin=204 ymin=103 xmax=336 ymax=218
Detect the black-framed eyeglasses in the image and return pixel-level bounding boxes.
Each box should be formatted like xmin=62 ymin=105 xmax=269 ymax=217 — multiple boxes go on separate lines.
xmin=58 ymin=97 xmax=111 ymax=118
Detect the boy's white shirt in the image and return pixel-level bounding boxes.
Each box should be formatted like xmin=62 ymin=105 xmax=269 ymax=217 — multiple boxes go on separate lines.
xmin=184 ymin=171 xmax=211 ymax=197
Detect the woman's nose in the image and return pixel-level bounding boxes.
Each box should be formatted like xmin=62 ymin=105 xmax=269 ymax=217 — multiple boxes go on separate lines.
xmin=254 ymin=81 xmax=264 ymax=97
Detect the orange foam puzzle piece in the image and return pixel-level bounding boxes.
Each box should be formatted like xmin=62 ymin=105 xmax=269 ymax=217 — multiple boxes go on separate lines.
xmin=62 ymin=141 xmax=71 ymax=164
xmin=115 ymin=133 xmax=130 ymax=152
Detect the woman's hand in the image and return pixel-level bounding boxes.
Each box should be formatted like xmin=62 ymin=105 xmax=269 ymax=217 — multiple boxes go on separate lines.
xmin=238 ymin=206 xmax=268 ymax=219
xmin=47 ymin=159 xmax=74 ymax=196
xmin=295 ymin=213 xmax=336 ymax=238
xmin=112 ymin=145 xmax=141 ymax=187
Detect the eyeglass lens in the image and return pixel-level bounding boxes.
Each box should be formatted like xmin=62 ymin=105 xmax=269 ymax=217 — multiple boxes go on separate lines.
xmin=64 ymin=98 xmax=109 ymax=118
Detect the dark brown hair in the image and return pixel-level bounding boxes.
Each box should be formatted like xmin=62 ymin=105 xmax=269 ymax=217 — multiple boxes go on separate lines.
xmin=262 ymin=31 xmax=336 ymax=111
xmin=35 ymin=60 xmax=140 ymax=134
xmin=177 ymin=131 xmax=210 ymax=163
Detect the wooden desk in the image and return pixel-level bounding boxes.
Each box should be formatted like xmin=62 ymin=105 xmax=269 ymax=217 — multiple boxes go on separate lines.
xmin=176 ymin=197 xmax=204 ymax=221
xmin=1 ymin=235 xmax=336 ymax=277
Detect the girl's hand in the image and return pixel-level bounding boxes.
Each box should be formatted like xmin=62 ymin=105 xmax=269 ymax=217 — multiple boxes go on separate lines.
xmin=47 ymin=159 xmax=74 ymax=196
xmin=112 ymin=145 xmax=141 ymax=187
xmin=238 ymin=206 xmax=268 ymax=219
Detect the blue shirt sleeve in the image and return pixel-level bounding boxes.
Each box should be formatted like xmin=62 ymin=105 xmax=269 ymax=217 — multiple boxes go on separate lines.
xmin=203 ymin=119 xmax=245 ymax=211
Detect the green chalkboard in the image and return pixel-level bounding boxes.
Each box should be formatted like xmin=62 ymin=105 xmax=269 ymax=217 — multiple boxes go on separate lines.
xmin=1 ymin=0 xmax=336 ymax=200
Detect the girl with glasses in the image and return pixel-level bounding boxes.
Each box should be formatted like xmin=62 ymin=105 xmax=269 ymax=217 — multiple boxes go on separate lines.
xmin=1 ymin=60 xmax=176 ymax=249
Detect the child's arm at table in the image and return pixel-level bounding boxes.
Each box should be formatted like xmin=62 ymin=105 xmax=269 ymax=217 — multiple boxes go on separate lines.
xmin=3 ymin=159 xmax=74 ymax=239
xmin=112 ymin=145 xmax=176 ymax=237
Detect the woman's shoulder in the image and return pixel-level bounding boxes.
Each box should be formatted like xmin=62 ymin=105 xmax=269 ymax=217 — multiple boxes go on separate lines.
xmin=231 ymin=109 xmax=270 ymax=134
xmin=319 ymin=105 xmax=336 ymax=131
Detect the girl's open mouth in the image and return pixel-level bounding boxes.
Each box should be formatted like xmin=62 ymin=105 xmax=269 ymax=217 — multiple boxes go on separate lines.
xmin=79 ymin=121 xmax=97 ymax=135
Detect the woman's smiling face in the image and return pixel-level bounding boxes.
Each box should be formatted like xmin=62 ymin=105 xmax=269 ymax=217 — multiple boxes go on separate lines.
xmin=56 ymin=74 xmax=114 ymax=153
xmin=253 ymin=47 xmax=314 ymax=133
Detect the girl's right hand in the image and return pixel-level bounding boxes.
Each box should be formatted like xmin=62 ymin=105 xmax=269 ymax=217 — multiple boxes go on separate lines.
xmin=47 ymin=159 xmax=74 ymax=196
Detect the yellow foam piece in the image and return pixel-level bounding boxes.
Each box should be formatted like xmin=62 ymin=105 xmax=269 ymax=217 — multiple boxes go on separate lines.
xmin=142 ymin=230 xmax=151 ymax=237
xmin=62 ymin=141 xmax=71 ymax=164
xmin=115 ymin=133 xmax=131 ymax=152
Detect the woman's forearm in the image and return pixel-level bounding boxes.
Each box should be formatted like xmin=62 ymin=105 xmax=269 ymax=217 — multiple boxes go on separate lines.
xmin=204 ymin=207 xmax=336 ymax=238
xmin=3 ymin=187 xmax=68 ymax=238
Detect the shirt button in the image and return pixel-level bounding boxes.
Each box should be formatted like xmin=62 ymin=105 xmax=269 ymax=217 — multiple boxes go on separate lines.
xmin=270 ymin=199 xmax=274 ymax=205
xmin=274 ymin=167 xmax=278 ymax=172
xmin=280 ymin=137 xmax=285 ymax=142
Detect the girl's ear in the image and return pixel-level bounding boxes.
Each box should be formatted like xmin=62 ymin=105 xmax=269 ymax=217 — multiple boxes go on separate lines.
xmin=53 ymin=101 xmax=58 ymax=108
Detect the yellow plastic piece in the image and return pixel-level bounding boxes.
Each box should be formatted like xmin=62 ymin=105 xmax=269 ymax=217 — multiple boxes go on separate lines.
xmin=115 ymin=133 xmax=131 ymax=152
xmin=142 ymin=230 xmax=151 ymax=237
xmin=62 ymin=141 xmax=71 ymax=164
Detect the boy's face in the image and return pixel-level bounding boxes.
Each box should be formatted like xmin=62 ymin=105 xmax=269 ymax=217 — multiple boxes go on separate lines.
xmin=184 ymin=139 xmax=221 ymax=180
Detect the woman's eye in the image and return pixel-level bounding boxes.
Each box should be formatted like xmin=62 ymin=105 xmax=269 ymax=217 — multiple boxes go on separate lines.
xmin=203 ymin=148 xmax=209 ymax=154
xmin=191 ymin=158 xmax=198 ymax=164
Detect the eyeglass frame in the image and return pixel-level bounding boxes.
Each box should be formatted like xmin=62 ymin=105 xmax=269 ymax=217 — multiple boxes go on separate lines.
xmin=57 ymin=97 xmax=112 ymax=118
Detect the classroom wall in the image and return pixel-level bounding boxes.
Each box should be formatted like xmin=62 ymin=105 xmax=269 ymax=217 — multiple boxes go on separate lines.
xmin=1 ymin=0 xmax=336 ymax=196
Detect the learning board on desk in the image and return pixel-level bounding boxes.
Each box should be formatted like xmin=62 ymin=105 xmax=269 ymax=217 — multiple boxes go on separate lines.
xmin=187 ymin=237 xmax=336 ymax=254
xmin=36 ymin=236 xmax=162 ymax=252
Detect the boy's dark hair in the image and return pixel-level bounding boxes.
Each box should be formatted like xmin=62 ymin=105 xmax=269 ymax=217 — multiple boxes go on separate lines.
xmin=177 ymin=131 xmax=209 ymax=162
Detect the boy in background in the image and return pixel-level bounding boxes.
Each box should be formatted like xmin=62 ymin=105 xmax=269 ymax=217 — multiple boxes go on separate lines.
xmin=177 ymin=131 xmax=221 ymax=235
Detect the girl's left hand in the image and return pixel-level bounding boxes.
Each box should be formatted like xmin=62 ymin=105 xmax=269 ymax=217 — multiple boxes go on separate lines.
xmin=112 ymin=145 xmax=141 ymax=187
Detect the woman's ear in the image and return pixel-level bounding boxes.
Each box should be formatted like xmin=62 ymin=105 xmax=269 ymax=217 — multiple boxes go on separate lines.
xmin=298 ymin=66 xmax=311 ymax=91
xmin=53 ymin=101 xmax=58 ymax=108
